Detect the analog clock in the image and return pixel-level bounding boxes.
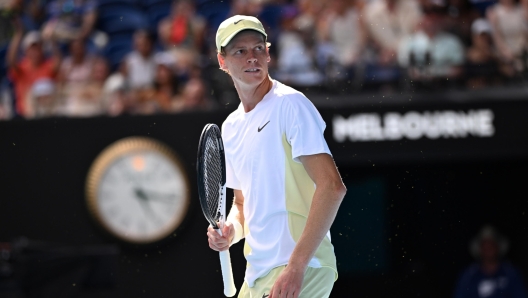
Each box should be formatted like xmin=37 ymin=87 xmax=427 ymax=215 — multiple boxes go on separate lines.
xmin=86 ymin=137 xmax=190 ymax=244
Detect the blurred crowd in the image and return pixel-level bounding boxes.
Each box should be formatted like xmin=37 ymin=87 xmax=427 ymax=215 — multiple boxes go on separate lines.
xmin=0 ymin=0 xmax=527 ymax=120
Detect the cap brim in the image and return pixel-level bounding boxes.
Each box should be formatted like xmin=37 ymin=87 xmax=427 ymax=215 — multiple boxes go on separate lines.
xmin=219 ymin=28 xmax=268 ymax=50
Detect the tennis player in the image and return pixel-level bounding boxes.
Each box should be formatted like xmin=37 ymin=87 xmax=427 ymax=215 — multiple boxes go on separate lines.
xmin=207 ymin=15 xmax=346 ymax=298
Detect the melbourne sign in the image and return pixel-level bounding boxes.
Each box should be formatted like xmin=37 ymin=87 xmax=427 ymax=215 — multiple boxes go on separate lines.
xmin=333 ymin=110 xmax=495 ymax=142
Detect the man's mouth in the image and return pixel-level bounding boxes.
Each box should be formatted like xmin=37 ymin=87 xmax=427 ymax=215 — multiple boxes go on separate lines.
xmin=245 ymin=68 xmax=260 ymax=73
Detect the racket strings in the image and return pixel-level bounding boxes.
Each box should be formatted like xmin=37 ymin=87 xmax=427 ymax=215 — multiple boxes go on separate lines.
xmin=203 ymin=135 xmax=223 ymax=222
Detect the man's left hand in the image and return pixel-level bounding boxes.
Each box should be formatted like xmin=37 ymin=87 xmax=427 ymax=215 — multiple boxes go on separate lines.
xmin=269 ymin=265 xmax=305 ymax=298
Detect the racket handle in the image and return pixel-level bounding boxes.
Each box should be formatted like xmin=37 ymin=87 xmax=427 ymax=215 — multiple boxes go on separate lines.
xmin=219 ymin=250 xmax=236 ymax=297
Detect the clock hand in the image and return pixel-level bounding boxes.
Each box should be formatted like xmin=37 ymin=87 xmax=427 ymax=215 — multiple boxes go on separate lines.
xmin=134 ymin=189 xmax=159 ymax=221
xmin=138 ymin=190 xmax=177 ymax=203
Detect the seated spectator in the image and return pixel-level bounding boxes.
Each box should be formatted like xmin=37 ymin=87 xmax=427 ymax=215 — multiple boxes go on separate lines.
xmin=59 ymin=56 xmax=109 ymax=117
xmin=486 ymin=0 xmax=528 ymax=76
xmin=398 ymin=13 xmax=465 ymax=83
xmin=444 ymin=0 xmax=480 ymax=46
xmin=465 ymin=18 xmax=501 ymax=88
xmin=41 ymin=0 xmax=97 ymax=44
xmin=123 ymin=29 xmax=157 ymax=91
xmin=363 ymin=0 xmax=422 ymax=65
xmin=57 ymin=38 xmax=95 ymax=84
xmin=25 ymin=78 xmax=60 ymax=119
xmin=125 ymin=52 xmax=178 ymax=115
xmin=316 ymin=0 xmax=366 ymax=81
xmin=6 ymin=28 xmax=61 ymax=118
xmin=275 ymin=5 xmax=323 ymax=87
xmin=149 ymin=52 xmax=180 ymax=113
xmin=172 ymin=78 xmax=214 ymax=112
xmin=453 ymin=225 xmax=527 ymax=298
xmin=102 ymin=62 xmax=127 ymax=116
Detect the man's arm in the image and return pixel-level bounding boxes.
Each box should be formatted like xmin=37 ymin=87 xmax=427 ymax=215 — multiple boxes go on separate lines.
xmin=270 ymin=153 xmax=346 ymax=298
xmin=207 ymin=189 xmax=245 ymax=251
xmin=6 ymin=18 xmax=24 ymax=72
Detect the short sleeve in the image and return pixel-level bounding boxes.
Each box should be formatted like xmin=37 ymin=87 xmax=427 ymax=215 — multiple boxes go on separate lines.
xmin=283 ymin=94 xmax=331 ymax=163
xmin=225 ymin=156 xmax=241 ymax=190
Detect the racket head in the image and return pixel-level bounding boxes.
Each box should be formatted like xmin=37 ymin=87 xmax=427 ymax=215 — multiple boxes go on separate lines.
xmin=196 ymin=123 xmax=227 ymax=229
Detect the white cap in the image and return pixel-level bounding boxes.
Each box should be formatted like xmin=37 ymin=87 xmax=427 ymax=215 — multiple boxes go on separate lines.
xmin=22 ymin=31 xmax=42 ymax=51
xmin=154 ymin=52 xmax=176 ymax=68
xmin=471 ymin=18 xmax=492 ymax=35
xmin=215 ymin=15 xmax=268 ymax=52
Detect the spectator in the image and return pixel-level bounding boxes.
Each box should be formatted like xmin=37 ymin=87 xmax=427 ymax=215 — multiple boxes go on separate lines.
xmin=123 ymin=29 xmax=157 ymax=90
xmin=25 ymin=78 xmax=60 ymax=119
xmin=172 ymin=78 xmax=214 ymax=112
xmin=158 ymin=0 xmax=206 ymax=79
xmin=275 ymin=5 xmax=323 ymax=87
xmin=465 ymin=18 xmax=500 ymax=88
xmin=444 ymin=0 xmax=480 ymax=46
xmin=158 ymin=0 xmax=206 ymax=52
xmin=398 ymin=13 xmax=465 ymax=83
xmin=102 ymin=62 xmax=127 ymax=117
xmin=486 ymin=0 xmax=528 ymax=76
xmin=59 ymin=56 xmax=108 ymax=117
xmin=124 ymin=52 xmax=179 ymax=115
xmin=41 ymin=0 xmax=98 ymax=44
xmin=363 ymin=0 xmax=422 ymax=65
xmin=453 ymin=225 xmax=528 ymax=298
xmin=57 ymin=38 xmax=95 ymax=84
xmin=316 ymin=0 xmax=366 ymax=80
xmin=150 ymin=52 xmax=180 ymax=113
xmin=6 ymin=27 xmax=61 ymax=118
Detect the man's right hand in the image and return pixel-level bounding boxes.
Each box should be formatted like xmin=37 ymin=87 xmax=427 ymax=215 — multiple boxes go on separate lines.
xmin=207 ymin=222 xmax=234 ymax=251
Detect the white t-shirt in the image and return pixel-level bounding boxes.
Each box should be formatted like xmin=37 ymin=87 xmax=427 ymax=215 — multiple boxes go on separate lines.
xmin=222 ymin=79 xmax=337 ymax=287
xmin=124 ymin=51 xmax=156 ymax=89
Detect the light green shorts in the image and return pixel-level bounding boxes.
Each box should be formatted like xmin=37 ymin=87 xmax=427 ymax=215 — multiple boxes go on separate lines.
xmin=238 ymin=266 xmax=335 ymax=298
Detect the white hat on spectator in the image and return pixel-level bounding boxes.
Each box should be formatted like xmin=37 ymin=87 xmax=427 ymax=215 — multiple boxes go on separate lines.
xmin=471 ymin=18 xmax=492 ymax=35
xmin=32 ymin=79 xmax=55 ymax=97
xmin=154 ymin=52 xmax=176 ymax=69
xmin=22 ymin=31 xmax=43 ymax=51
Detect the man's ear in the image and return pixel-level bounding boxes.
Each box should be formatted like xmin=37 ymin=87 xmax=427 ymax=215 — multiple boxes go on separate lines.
xmin=217 ymin=53 xmax=227 ymax=71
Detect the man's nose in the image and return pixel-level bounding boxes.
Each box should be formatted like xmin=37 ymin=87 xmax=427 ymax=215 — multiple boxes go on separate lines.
xmin=247 ymin=52 xmax=257 ymax=63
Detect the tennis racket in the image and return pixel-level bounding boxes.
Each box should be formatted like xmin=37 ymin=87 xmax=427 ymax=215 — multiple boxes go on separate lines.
xmin=196 ymin=123 xmax=236 ymax=297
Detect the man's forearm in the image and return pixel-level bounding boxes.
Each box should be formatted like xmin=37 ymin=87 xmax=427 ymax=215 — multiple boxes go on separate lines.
xmin=226 ymin=197 xmax=245 ymax=245
xmin=288 ymin=183 xmax=345 ymax=271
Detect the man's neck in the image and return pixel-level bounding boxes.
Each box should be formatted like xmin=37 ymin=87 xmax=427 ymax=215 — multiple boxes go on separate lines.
xmin=235 ymin=76 xmax=273 ymax=113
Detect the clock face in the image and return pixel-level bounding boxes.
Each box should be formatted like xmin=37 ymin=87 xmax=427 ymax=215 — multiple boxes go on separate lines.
xmin=86 ymin=137 xmax=190 ymax=244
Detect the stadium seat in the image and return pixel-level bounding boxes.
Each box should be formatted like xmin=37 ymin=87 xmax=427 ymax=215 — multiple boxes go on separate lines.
xmin=97 ymin=5 xmax=150 ymax=35
xmin=103 ymin=35 xmax=133 ymax=71
xmin=143 ymin=0 xmax=172 ymax=8
xmin=147 ymin=2 xmax=172 ymax=28
xmin=0 ymin=45 xmax=7 ymax=79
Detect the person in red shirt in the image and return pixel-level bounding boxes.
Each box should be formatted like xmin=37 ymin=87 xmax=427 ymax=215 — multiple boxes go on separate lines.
xmin=6 ymin=21 xmax=61 ymax=118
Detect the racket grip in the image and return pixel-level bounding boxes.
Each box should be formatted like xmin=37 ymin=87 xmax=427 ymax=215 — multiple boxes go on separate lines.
xmin=219 ymin=250 xmax=236 ymax=297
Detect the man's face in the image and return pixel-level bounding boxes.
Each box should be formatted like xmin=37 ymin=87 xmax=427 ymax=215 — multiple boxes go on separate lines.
xmin=26 ymin=43 xmax=43 ymax=62
xmin=480 ymin=239 xmax=499 ymax=262
xmin=218 ymin=30 xmax=270 ymax=87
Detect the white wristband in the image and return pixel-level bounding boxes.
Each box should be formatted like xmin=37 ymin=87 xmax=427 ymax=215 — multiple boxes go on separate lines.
xmin=228 ymin=220 xmax=244 ymax=246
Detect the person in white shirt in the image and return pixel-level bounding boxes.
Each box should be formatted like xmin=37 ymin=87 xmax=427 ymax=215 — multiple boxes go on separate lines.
xmin=206 ymin=15 xmax=347 ymax=298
